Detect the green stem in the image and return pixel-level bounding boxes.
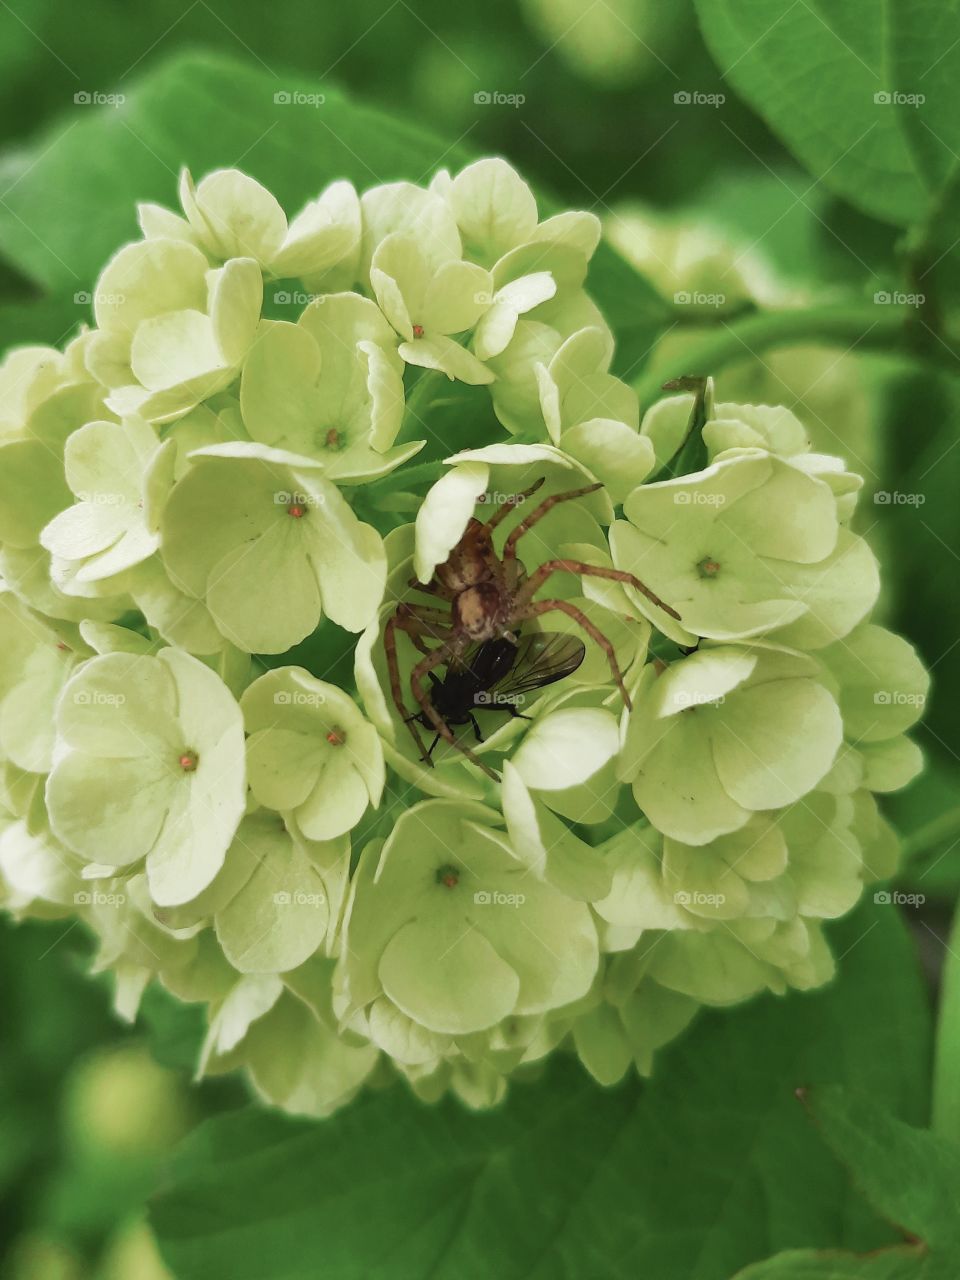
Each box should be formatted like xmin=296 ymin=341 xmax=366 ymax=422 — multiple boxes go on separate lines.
xmin=933 ymin=898 xmax=960 ymax=1140
xmin=902 ymin=806 xmax=960 ymax=862
xmin=633 ymin=303 xmax=912 ymax=408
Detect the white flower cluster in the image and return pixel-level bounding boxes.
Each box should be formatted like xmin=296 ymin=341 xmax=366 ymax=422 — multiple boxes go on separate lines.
xmin=0 ymin=158 xmax=927 ymax=1115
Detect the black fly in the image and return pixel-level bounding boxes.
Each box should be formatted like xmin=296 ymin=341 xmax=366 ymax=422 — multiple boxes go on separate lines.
xmin=413 ymin=631 xmax=586 ymax=757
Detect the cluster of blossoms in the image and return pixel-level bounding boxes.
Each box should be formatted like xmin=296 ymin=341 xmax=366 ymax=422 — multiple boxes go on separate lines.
xmin=0 ymin=158 xmax=928 ymax=1115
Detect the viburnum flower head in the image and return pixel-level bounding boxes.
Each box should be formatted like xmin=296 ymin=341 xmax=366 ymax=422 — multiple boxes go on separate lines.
xmin=0 ymin=156 xmax=931 ymax=1121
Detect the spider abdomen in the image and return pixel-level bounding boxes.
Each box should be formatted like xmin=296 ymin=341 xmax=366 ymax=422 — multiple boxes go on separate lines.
xmin=454 ymin=582 xmax=503 ymax=639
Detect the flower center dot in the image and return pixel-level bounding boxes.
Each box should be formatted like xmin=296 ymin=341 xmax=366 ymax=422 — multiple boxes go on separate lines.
xmin=412 ymin=324 xmax=425 ymax=338
xmin=287 ymin=502 xmax=307 ymax=519
xmin=326 ymin=726 xmax=347 ymax=747
xmin=436 ymin=864 xmax=459 ymax=889
xmin=178 ymin=750 xmax=199 ymax=772
xmin=697 ymin=556 xmax=721 ymax=578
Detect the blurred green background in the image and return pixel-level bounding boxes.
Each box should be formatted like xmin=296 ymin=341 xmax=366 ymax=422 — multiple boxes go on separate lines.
xmin=0 ymin=1 xmax=957 ymax=1275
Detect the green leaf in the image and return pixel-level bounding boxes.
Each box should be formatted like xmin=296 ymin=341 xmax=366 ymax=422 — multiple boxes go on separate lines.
xmin=138 ymin=982 xmax=205 ymax=1074
xmin=693 ymin=0 xmax=929 ymax=227
xmin=150 ymin=902 xmax=929 ymax=1280
xmin=735 ymin=1086 xmax=960 ymax=1278
xmin=0 ymin=50 xmax=666 ymax=351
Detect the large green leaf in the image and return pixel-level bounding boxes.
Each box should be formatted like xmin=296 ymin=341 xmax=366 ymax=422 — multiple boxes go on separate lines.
xmin=693 ymin=0 xmax=929 ymax=227
xmin=150 ymin=903 xmax=929 ymax=1280
xmin=735 ymin=1086 xmax=960 ymax=1278
xmin=0 ymin=51 xmax=666 ymax=358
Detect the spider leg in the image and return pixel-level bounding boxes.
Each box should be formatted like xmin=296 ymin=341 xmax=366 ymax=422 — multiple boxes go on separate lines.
xmin=502 ymin=482 xmax=602 ymax=565
xmin=484 ymin=477 xmax=546 ymax=532
xmin=406 ymin=577 xmax=455 ymax=601
xmin=384 ymin=608 xmax=456 ymax=761
xmin=515 ymin=558 xmax=680 ymax=621
xmin=519 ymin=597 xmax=635 ymax=710
xmin=410 ymin=643 xmax=500 ymax=781
xmin=468 ymin=713 xmax=484 ymax=743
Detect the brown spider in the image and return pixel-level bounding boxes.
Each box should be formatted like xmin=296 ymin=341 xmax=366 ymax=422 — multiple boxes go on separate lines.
xmin=384 ymin=477 xmax=681 ymax=779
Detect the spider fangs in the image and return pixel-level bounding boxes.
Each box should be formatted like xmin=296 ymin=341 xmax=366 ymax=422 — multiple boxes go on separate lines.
xmin=384 ymin=478 xmax=681 ymax=780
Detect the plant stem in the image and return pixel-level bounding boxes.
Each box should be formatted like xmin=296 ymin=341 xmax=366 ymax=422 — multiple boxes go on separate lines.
xmin=902 ymin=806 xmax=960 ymax=862
xmin=933 ymin=897 xmax=960 ymax=1141
xmin=633 ymin=303 xmax=913 ymax=408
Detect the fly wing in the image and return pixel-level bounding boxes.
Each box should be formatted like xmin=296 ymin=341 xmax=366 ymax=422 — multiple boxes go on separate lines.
xmin=487 ymin=631 xmax=586 ymax=700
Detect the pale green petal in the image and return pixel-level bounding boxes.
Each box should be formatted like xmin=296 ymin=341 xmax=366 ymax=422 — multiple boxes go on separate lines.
xmin=561 ymin=419 xmax=654 ymax=503
xmin=208 ymin=257 xmax=262 ymax=366
xmin=207 ymin=522 xmax=321 ymax=653
xmin=632 ymin=711 xmax=751 ymax=845
xmin=448 ymin=158 xmax=538 ymax=266
xmin=47 ymin=752 xmax=174 ymax=865
xmin=94 ymin=238 xmax=209 ymax=337
xmin=215 ymin=819 xmax=330 ymax=974
xmin=423 ymin=259 xmax=492 ymax=334
xmin=820 ymin=623 xmax=929 ymax=742
xmin=859 ymin=736 xmax=923 ymax=792
xmin=399 ymin=334 xmax=495 ymax=385
xmin=714 ymin=678 xmax=842 ymax=809
xmin=512 ymin=707 xmax=619 ymax=790
xmin=380 ymin=915 xmax=519 ymax=1035
xmin=413 ymin=461 xmax=488 ymax=583
xmin=190 ymin=169 xmax=287 ymax=261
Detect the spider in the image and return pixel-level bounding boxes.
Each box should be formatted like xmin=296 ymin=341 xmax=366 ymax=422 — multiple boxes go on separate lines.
xmin=384 ymin=477 xmax=681 ymax=779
